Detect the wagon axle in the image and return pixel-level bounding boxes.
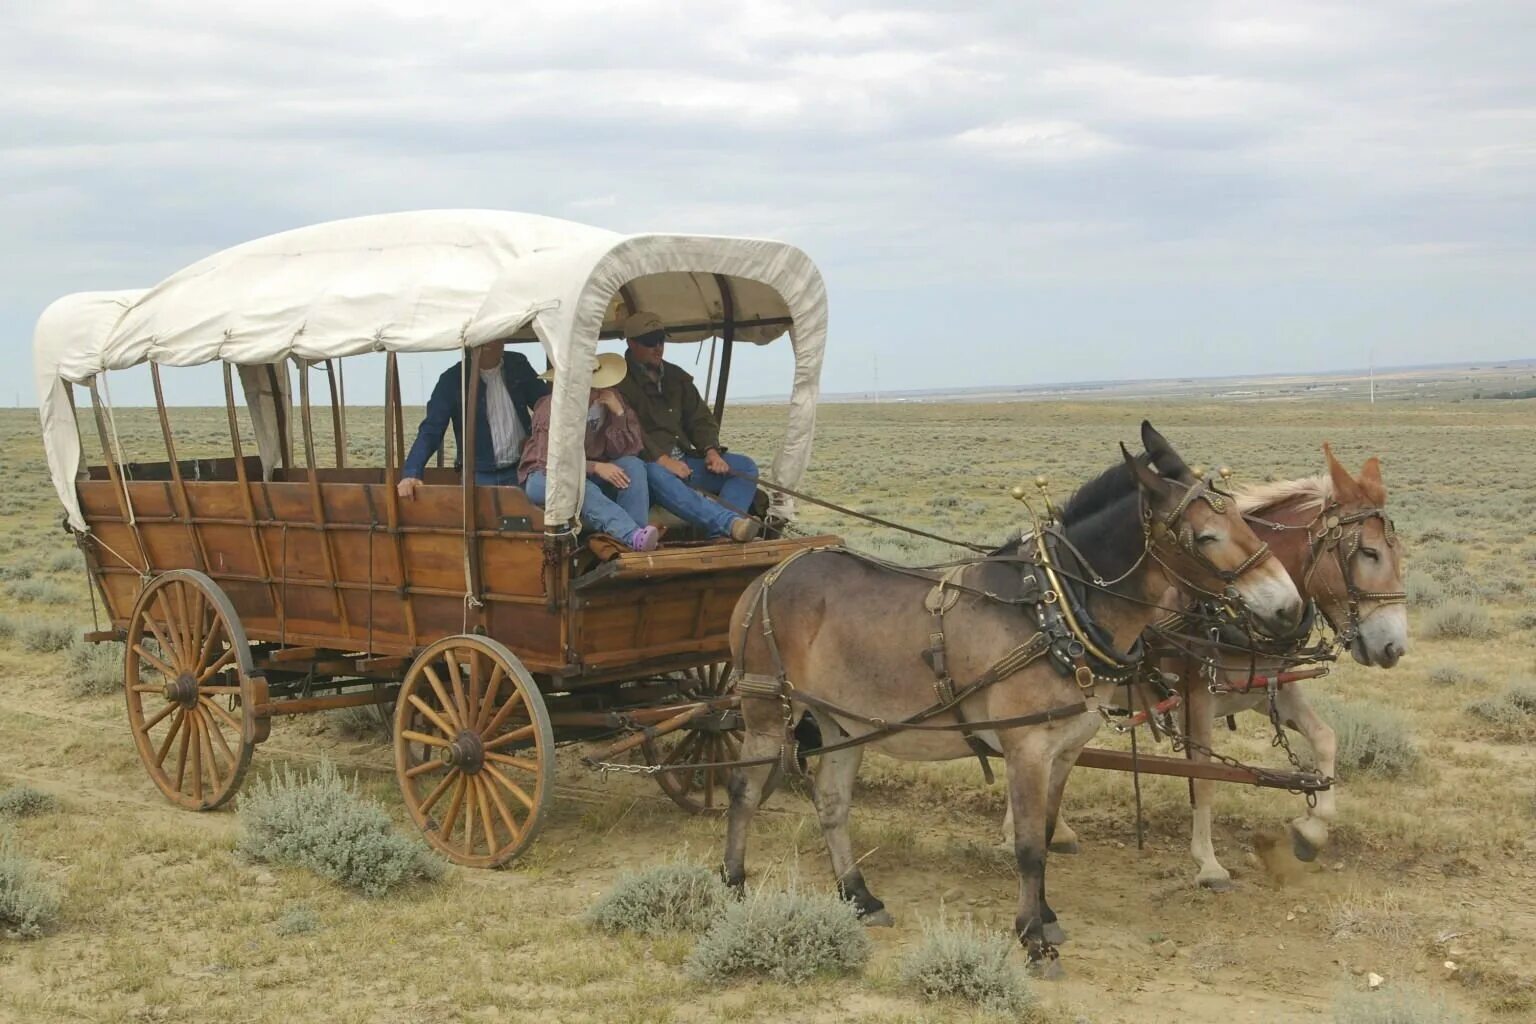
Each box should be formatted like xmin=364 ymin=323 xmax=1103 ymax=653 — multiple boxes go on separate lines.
xmin=442 ymin=731 xmax=487 ymax=774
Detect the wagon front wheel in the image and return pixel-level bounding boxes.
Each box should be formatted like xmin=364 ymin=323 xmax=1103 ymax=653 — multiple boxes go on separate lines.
xmin=641 ymin=660 xmax=780 ymax=815
xmin=394 ymin=636 xmax=555 ymax=868
xmin=124 ymin=570 xmax=266 ymax=810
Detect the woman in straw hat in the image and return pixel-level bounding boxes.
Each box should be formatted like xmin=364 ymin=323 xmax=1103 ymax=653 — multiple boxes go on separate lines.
xmin=519 ymin=352 xmax=660 ymax=551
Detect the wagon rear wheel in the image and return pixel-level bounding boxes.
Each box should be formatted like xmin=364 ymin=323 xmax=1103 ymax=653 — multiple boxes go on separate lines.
xmin=640 ymin=661 xmax=780 ymax=815
xmin=124 ymin=570 xmax=267 ymax=810
xmin=394 ymin=636 xmax=554 ymax=868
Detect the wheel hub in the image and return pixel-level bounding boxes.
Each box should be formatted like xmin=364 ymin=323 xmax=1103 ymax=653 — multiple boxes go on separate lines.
xmin=440 ymin=730 xmax=485 ymax=774
xmin=164 ymin=673 xmax=200 ymax=707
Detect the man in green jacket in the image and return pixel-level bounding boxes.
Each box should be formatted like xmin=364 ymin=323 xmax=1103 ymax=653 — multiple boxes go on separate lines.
xmin=613 ymin=311 xmax=760 ymax=542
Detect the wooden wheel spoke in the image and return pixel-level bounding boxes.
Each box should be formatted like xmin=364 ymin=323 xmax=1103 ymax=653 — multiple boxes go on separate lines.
xmin=174 ymin=583 xmax=196 ymax=668
xmin=482 ymin=772 xmax=523 ymax=847
xmin=158 ymin=588 xmax=188 ymax=670
xmin=473 ymin=776 xmax=496 ymax=853
xmin=130 ymin=683 xmax=168 ymax=694
xmin=439 ymin=776 xmax=468 ymax=840
xmin=183 ymin=586 xmax=206 ymax=667
xmin=187 ymin=711 xmax=204 ymax=800
xmin=143 ymin=608 xmax=180 ymax=673
xmin=195 ymin=616 xmax=224 ymax=675
xmin=198 ymin=696 xmax=242 ymax=733
xmin=420 ymin=665 xmax=464 ymax=731
xmin=401 ymin=729 xmax=451 ymax=749
xmin=199 ymin=685 xmax=242 ymax=695
xmin=197 ymin=649 xmax=237 ymax=685
xmin=407 ymin=695 xmax=458 ymax=741
xmin=198 ymin=706 xmax=237 ymax=768
xmin=475 ymin=665 xmax=506 ymax=733
xmin=483 ymin=686 xmax=529 ymax=736
xmin=418 ymin=767 xmax=460 ymax=815
xmin=663 ymin=731 xmax=701 ymax=768
xmin=406 ymin=758 xmax=449 ymax=779
xmin=154 ymin=710 xmax=185 ymax=767
xmin=173 ymin=712 xmax=193 ymax=792
xmin=142 ymin=698 xmax=179 ymax=732
xmin=195 ymin=709 xmax=221 ymax=795
xmin=442 ymin=649 xmax=469 ymax=722
xmin=134 ymin=644 xmax=178 ymax=681
xmin=482 ymin=723 xmax=537 ymax=751
xmin=468 ymin=652 xmax=483 ymax=738
xmin=483 ymin=763 xmax=536 ymax=811
xmin=462 ymin=777 xmax=478 ymax=855
xmin=482 ymin=750 xmax=539 ymax=773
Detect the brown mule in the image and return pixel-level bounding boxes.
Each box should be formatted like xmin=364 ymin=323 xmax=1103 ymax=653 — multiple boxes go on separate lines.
xmin=721 ymin=422 xmax=1303 ymax=969
xmin=1040 ymin=441 xmax=1409 ymax=886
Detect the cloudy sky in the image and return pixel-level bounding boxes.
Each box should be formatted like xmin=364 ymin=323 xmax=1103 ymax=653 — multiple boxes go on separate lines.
xmin=5 ymin=0 xmax=1533 ymax=405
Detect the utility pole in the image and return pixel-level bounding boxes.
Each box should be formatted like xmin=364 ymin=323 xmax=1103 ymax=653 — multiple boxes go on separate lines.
xmin=873 ymin=352 xmax=880 ymax=405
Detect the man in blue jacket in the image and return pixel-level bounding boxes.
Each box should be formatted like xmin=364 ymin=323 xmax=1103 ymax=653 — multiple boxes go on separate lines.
xmin=397 ymin=342 xmax=550 ymax=498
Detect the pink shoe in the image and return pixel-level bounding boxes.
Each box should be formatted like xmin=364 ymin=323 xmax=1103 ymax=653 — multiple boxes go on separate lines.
xmin=628 ymin=525 xmax=660 ymax=552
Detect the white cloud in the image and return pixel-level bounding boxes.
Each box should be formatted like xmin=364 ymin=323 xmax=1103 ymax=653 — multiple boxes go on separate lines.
xmin=2 ymin=0 xmax=1533 ymax=398
xmin=954 ymin=119 xmax=1125 ymax=162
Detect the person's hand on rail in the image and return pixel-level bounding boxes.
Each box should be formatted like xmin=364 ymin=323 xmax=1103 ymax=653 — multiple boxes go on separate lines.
xmin=397 ymin=477 xmax=423 ymax=500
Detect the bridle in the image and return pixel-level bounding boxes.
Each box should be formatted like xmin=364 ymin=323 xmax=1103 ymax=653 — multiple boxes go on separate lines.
xmin=1247 ymin=501 xmax=1406 ymax=647
xmin=1145 ymin=476 xmax=1275 ymax=602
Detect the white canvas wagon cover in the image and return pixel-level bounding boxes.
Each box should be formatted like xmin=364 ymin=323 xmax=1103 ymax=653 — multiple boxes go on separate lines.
xmin=32 ymin=210 xmax=828 ymax=531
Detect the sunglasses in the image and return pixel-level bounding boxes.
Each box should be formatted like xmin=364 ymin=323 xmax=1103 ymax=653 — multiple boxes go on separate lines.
xmin=632 ymin=330 xmax=667 ymax=348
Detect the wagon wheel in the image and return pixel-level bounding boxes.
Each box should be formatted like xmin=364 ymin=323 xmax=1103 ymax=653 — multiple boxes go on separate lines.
xmin=640 ymin=660 xmax=780 ymax=815
xmin=394 ymin=636 xmax=555 ymax=868
xmin=124 ymin=570 xmax=268 ymax=810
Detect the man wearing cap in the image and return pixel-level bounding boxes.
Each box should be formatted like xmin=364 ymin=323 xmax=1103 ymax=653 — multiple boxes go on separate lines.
xmin=614 ymin=311 xmax=761 ymax=542
xmin=398 ymin=342 xmax=548 ymax=497
xmin=517 ymin=352 xmax=658 ymax=552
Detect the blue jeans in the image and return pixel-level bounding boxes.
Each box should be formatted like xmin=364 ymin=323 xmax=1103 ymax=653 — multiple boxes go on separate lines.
xmin=645 ymin=452 xmax=757 ymax=538
xmin=475 ymin=465 xmax=523 ymax=487
xmin=523 ymin=455 xmax=650 ymax=539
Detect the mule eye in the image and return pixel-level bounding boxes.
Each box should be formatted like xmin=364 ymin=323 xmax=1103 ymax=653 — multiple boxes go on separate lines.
xmin=1195 ymin=533 xmax=1219 ymax=546
xmin=1360 ymin=547 xmax=1380 ymax=561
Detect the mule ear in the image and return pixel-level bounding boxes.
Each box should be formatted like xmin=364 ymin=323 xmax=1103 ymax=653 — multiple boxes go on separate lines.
xmin=1123 ymin=442 xmax=1167 ymax=495
xmin=1358 ymin=456 xmax=1387 ymax=505
xmin=1141 ymin=420 xmax=1195 ymax=483
xmin=1323 ymin=442 xmax=1362 ymax=503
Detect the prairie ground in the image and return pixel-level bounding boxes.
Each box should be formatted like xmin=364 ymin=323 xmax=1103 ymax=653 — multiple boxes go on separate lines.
xmin=1 ymin=395 xmax=1534 ymax=1024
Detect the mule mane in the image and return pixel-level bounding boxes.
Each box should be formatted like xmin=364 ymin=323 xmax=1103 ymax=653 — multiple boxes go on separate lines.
xmin=1236 ymin=475 xmax=1333 ymax=517
xmin=1060 ymin=460 xmax=1137 ymax=523
xmin=1057 ymin=461 xmax=1145 ymax=585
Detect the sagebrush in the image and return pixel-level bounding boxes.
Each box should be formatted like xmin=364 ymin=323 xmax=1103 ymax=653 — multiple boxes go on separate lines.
xmin=67 ymin=641 xmax=122 ymax=697
xmin=1423 ymin=600 xmax=1495 ymax=640
xmin=1333 ymin=984 xmax=1462 ymax=1024
xmin=897 ymin=917 xmax=1034 ymax=1014
xmin=0 ymin=785 xmax=61 ymax=819
xmin=1311 ymin=695 xmax=1419 ymax=778
xmin=686 ymin=888 xmax=872 ymax=984
xmin=237 ymin=759 xmax=444 ymax=896
xmin=0 ymin=835 xmax=62 ymax=938
xmin=587 ymin=863 xmax=731 ymax=936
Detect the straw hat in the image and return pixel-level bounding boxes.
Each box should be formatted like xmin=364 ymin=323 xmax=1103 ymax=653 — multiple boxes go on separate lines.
xmin=539 ymin=351 xmax=628 ymax=388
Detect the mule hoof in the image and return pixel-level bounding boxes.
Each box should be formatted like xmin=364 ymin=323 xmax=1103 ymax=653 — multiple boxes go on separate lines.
xmin=1048 ymin=839 xmax=1080 ymax=855
xmin=1289 ymin=820 xmax=1326 ymax=863
xmin=1041 ymin=921 xmax=1067 ymax=945
xmin=1198 ymin=873 xmax=1233 ymax=892
xmin=1027 ymin=956 xmax=1065 ymax=981
xmin=860 ymin=908 xmax=895 ymax=928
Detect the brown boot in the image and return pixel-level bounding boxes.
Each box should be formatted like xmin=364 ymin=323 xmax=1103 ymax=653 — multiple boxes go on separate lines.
xmin=729 ymin=517 xmax=761 ymax=543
